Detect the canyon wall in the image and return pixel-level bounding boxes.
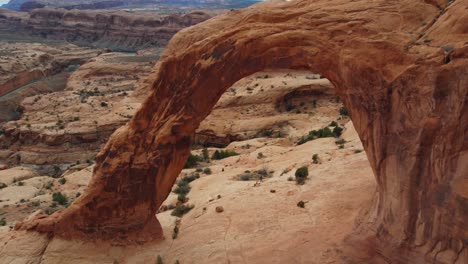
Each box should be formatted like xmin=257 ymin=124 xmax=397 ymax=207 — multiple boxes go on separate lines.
xmin=13 ymin=0 xmax=468 ymax=263
xmin=0 ymin=8 xmax=213 ymax=51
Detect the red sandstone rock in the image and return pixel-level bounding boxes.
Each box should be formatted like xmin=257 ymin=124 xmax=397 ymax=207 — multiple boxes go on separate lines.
xmin=16 ymin=0 xmax=468 ymax=262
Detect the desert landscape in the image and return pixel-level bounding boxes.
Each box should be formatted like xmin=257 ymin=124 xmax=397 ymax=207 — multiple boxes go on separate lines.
xmin=0 ymin=0 xmax=466 ymax=263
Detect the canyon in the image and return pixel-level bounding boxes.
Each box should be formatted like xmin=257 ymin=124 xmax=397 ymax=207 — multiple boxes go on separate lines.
xmin=0 ymin=8 xmax=214 ymax=51
xmin=0 ymin=0 xmax=466 ymax=263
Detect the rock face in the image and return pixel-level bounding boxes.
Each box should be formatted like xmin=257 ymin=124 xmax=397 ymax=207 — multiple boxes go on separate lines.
xmin=0 ymin=8 xmax=213 ymax=51
xmin=0 ymin=52 xmax=156 ymax=173
xmin=15 ymin=0 xmax=468 ymax=263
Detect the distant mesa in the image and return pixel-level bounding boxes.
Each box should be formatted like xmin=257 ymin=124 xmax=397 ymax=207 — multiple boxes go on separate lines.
xmin=2 ymin=0 xmax=262 ymax=11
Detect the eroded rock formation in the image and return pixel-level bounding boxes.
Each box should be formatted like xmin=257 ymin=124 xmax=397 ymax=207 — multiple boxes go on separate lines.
xmin=15 ymin=0 xmax=468 ymax=263
xmin=0 ymin=8 xmax=213 ymax=51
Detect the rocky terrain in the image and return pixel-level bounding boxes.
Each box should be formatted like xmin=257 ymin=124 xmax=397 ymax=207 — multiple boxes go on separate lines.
xmin=0 ymin=51 xmax=158 ymax=174
xmin=0 ymin=0 xmax=467 ymax=263
xmin=0 ymin=42 xmax=102 ymax=121
xmin=0 ymin=69 xmax=360 ymax=263
xmin=0 ymin=8 xmax=214 ymax=51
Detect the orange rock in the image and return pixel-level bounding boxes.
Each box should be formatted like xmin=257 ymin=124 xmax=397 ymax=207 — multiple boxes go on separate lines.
xmin=215 ymin=206 xmax=224 ymax=213
xmin=17 ymin=0 xmax=468 ymax=262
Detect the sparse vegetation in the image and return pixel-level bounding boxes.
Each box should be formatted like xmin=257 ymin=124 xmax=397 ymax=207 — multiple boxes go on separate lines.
xmin=52 ymin=192 xmax=68 ymax=206
xmin=171 ymin=204 xmax=194 ymax=217
xmin=185 ymin=153 xmax=203 ymax=168
xmin=157 ymin=255 xmax=163 ymax=264
xmin=295 ymin=166 xmax=309 ymax=185
xmin=297 ymin=201 xmax=305 ymax=208
xmin=312 ymin=154 xmax=319 ymax=164
xmin=203 ymin=168 xmax=212 ymax=175
xmin=0 ymin=218 xmax=6 ymax=226
xmin=211 ymin=150 xmax=239 ymax=160
xmin=58 ymin=178 xmax=66 ymax=185
xmin=173 ymin=180 xmax=191 ymax=195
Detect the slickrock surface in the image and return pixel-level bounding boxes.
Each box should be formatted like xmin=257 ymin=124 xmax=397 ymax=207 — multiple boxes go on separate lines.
xmin=3 ymin=0 xmax=468 ymax=263
xmin=0 ymin=52 xmax=157 ymax=174
xmin=0 ymin=42 xmax=101 ymax=101
xmin=0 ymin=8 xmax=213 ymax=51
xmin=0 ymin=122 xmax=375 ymax=264
xmin=197 ymin=71 xmax=339 ymax=146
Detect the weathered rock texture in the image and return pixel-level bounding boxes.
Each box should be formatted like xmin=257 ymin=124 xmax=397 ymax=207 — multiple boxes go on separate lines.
xmin=0 ymin=8 xmax=213 ymax=51
xmin=0 ymin=42 xmax=102 ymax=122
xmin=0 ymin=52 xmax=156 ymax=173
xmin=16 ymin=0 xmax=468 ymax=263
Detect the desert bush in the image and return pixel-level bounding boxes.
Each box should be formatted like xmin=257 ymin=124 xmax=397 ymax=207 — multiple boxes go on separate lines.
xmin=297 ymin=201 xmax=305 ymax=208
xmin=333 ymin=126 xmax=343 ymax=137
xmin=52 ymin=192 xmax=68 ymax=205
xmin=185 ymin=153 xmax=203 ymax=168
xmin=203 ymin=168 xmax=212 ymax=175
xmin=312 ymin=154 xmax=319 ymax=164
xmin=173 ymin=181 xmax=191 ymax=195
xmin=171 ymin=204 xmax=194 ymax=217
xmin=211 ymin=150 xmax=239 ymax=160
xmin=177 ymin=193 xmax=187 ymax=203
xmin=58 ymin=178 xmax=66 ymax=185
xmin=295 ymin=166 xmax=309 ymax=185
xmin=329 ymin=121 xmax=338 ymax=127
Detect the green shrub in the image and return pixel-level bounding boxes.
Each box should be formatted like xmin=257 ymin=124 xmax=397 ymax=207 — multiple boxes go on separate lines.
xmin=203 ymin=168 xmax=212 ymax=175
xmin=297 ymin=201 xmax=305 ymax=208
xmin=52 ymin=192 xmax=68 ymax=205
xmin=0 ymin=218 xmax=6 ymax=226
xmin=329 ymin=121 xmax=338 ymax=127
xmin=312 ymin=154 xmax=319 ymax=164
xmin=185 ymin=153 xmax=203 ymax=168
xmin=333 ymin=126 xmax=343 ymax=137
xmin=211 ymin=150 xmax=239 ymax=160
xmin=173 ymin=181 xmax=191 ymax=195
xmin=171 ymin=204 xmax=194 ymax=217
xmin=157 ymin=255 xmax=163 ymax=264
xmin=177 ymin=193 xmax=187 ymax=203
xmin=58 ymin=178 xmax=66 ymax=185
xmin=295 ymin=166 xmax=309 ymax=185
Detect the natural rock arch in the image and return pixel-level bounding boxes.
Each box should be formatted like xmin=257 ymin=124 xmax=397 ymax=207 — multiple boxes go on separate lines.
xmin=17 ymin=0 xmax=467 ymax=262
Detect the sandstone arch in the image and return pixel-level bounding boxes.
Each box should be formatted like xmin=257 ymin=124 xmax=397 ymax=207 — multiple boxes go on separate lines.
xmin=17 ymin=0 xmax=467 ymax=262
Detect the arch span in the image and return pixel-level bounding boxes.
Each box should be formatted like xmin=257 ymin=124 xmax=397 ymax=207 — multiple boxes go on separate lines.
xmin=17 ymin=0 xmax=468 ymax=262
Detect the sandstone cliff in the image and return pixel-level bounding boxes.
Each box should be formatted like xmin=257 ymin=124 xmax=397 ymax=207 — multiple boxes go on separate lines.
xmin=0 ymin=8 xmax=213 ymax=51
xmin=6 ymin=0 xmax=468 ymax=263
